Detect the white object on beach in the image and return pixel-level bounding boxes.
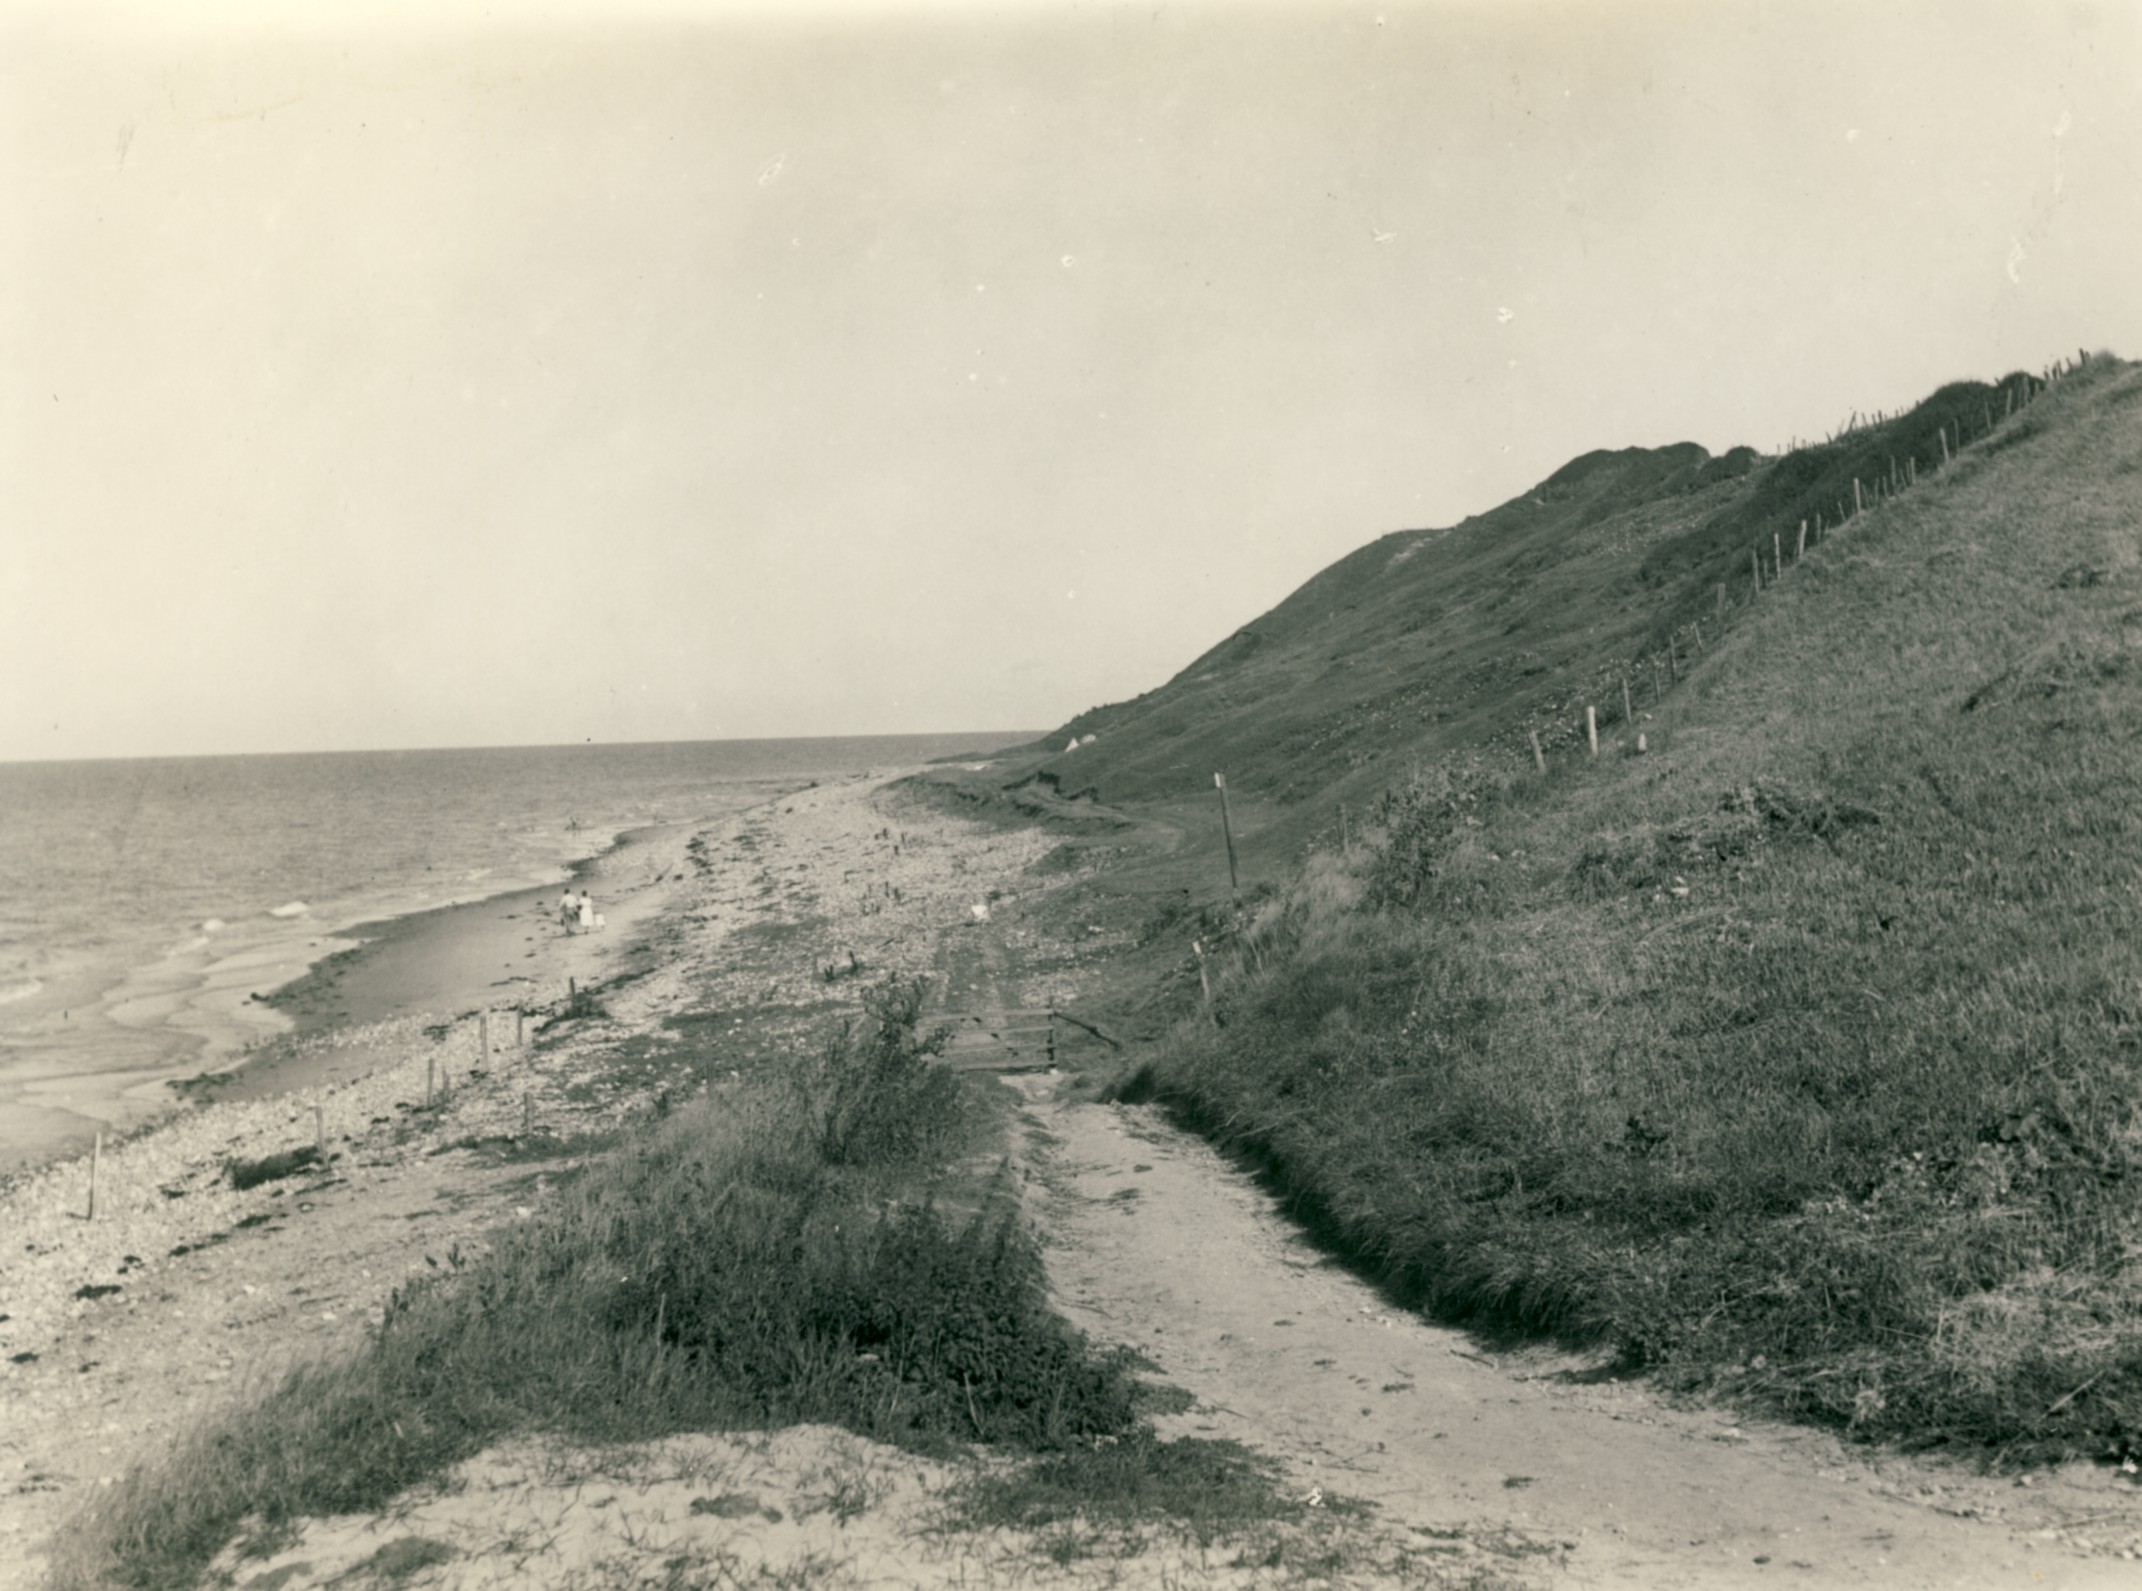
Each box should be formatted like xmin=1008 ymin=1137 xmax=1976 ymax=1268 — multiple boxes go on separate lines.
xmin=268 ymin=901 xmax=309 ymax=918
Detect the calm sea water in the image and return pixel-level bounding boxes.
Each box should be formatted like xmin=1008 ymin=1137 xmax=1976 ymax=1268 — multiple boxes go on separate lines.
xmin=0 ymin=734 xmax=1028 ymax=1167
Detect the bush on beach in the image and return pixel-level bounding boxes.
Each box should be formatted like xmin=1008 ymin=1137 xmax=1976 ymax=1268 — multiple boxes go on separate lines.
xmin=63 ymin=978 xmax=1145 ymax=1591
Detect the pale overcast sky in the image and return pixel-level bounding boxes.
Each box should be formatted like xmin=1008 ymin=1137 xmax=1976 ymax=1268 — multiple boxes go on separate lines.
xmin=4 ymin=1 xmax=2137 ymax=760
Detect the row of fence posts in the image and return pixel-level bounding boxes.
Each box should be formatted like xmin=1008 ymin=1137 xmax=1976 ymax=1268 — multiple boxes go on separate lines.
xmin=1537 ymin=352 xmax=2090 ymax=774
xmin=81 ymin=1002 xmax=541 ymax=1220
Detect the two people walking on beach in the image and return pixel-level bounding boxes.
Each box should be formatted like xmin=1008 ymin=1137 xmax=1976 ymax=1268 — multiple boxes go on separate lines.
xmin=559 ymin=889 xmax=604 ymax=935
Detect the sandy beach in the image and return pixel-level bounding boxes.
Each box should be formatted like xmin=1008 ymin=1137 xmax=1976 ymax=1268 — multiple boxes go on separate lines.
xmin=0 ymin=770 xmax=1067 ymax=1590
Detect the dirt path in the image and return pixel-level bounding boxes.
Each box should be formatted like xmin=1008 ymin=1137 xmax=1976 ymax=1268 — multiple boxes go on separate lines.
xmin=1011 ymin=1074 xmax=2141 ymax=1588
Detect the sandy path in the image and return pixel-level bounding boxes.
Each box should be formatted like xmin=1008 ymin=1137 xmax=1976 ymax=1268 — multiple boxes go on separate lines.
xmin=1013 ymin=1080 xmax=2142 ymax=1588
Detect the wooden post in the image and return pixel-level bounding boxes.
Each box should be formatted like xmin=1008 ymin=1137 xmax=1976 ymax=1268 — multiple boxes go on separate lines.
xmin=1939 ymin=427 xmax=1951 ymax=464
xmin=516 ymin=1008 xmax=525 ymax=1048
xmin=1796 ymin=520 xmax=1807 ymax=561
xmin=426 ymin=1055 xmax=436 ymax=1108
xmin=1528 ymin=729 xmax=1546 ymax=774
xmin=522 ymin=1090 xmax=534 ymax=1136
xmin=480 ymin=1012 xmax=492 ymax=1066
xmin=1192 ymin=939 xmax=1215 ymax=1022
xmin=1752 ymin=547 xmax=1762 ymax=595
xmin=2004 ymin=387 xmax=2013 ymax=418
xmin=1815 ymin=510 xmax=1824 ymax=540
xmin=1621 ymin=676 xmax=1633 ymax=726
xmin=313 ymin=1101 xmax=325 ymax=1156
xmin=1668 ymin=635 xmax=1679 ymax=684
xmin=1586 ymin=705 xmax=1598 ymax=756
xmin=1853 ymin=478 xmax=1863 ymax=515
xmin=87 ymin=1131 xmax=101 ymax=1221
xmin=1691 ymin=620 xmax=1703 ymax=654
xmin=1774 ymin=531 xmax=1783 ymax=578
xmin=1213 ymin=773 xmax=1240 ymax=896
xmin=1907 ymin=456 xmax=1917 ymax=486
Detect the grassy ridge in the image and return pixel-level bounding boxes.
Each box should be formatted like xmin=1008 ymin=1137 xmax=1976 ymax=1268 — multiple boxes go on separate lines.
xmin=1126 ymin=355 xmax=2142 ymax=1460
xmin=61 ymin=982 xmax=1160 ymax=1591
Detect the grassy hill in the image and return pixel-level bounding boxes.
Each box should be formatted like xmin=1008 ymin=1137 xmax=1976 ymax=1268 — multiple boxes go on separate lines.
xmin=936 ymin=352 xmax=2142 ymax=1462
xmin=1000 ymin=363 xmax=2070 ymax=865
xmin=1089 ymin=350 xmax=2142 ymax=1460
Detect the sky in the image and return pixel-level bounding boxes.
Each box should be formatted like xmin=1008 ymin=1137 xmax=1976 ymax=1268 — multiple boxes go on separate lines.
xmin=4 ymin=0 xmax=2138 ymax=761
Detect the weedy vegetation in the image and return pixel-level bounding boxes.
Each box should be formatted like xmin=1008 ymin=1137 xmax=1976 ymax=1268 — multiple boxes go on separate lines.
xmin=60 ymin=978 xmax=1277 ymax=1591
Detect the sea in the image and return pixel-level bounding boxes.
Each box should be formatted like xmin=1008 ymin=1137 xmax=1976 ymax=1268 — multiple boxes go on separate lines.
xmin=0 ymin=733 xmax=1029 ymax=1173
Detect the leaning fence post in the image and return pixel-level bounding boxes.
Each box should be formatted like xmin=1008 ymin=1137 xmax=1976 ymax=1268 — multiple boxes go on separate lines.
xmin=1213 ymin=773 xmax=1240 ymax=896
xmin=1528 ymin=729 xmax=1546 ymax=774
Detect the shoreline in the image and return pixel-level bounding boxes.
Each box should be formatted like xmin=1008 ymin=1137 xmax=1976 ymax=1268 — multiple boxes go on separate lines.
xmin=0 ymin=765 xmax=1061 ymax=1591
xmin=0 ymin=779 xmax=804 ymax=1180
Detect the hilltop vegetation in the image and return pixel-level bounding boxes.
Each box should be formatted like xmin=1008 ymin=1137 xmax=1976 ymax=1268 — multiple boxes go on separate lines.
xmin=1016 ymin=364 xmax=2073 ymax=853
xmin=1092 ymin=353 xmax=2142 ymax=1460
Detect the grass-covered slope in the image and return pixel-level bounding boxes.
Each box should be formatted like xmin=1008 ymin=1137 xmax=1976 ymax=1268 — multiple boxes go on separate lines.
xmin=1125 ymin=354 xmax=2142 ymax=1459
xmin=1023 ymin=368 xmax=2061 ymax=855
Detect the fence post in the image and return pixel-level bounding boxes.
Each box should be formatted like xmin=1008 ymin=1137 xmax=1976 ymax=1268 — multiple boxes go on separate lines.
xmin=1774 ymin=531 xmax=1783 ymax=579
xmin=1797 ymin=520 xmax=1807 ymax=560
xmin=1907 ymin=456 xmax=1917 ymax=487
xmin=313 ymin=1101 xmax=325 ymax=1156
xmin=1621 ymin=675 xmax=1634 ymax=726
xmin=1586 ymin=705 xmax=1598 ymax=756
xmin=87 ymin=1131 xmax=101 ymax=1220
xmin=1691 ymin=620 xmax=1703 ymax=654
xmin=1939 ymin=427 xmax=1951 ymax=464
xmin=1213 ymin=773 xmax=1240 ymax=896
xmin=481 ymin=1012 xmax=492 ymax=1066
xmin=1752 ymin=547 xmax=1762 ymax=596
xmin=1529 ymin=729 xmax=1546 ymax=773
xmin=1192 ymin=939 xmax=1216 ymax=1022
xmin=1853 ymin=478 xmax=1863 ymax=515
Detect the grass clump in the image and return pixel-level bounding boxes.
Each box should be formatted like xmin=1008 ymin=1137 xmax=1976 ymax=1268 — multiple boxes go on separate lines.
xmin=62 ymin=978 xmax=1161 ymax=1591
xmin=1126 ymin=358 xmax=2142 ymax=1463
xmin=226 ymin=1146 xmax=322 ymax=1190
